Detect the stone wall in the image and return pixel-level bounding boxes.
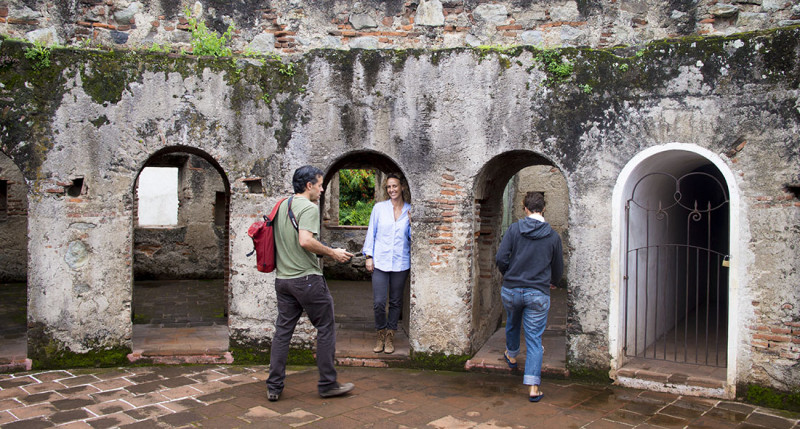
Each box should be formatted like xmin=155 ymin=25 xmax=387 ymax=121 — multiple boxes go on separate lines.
xmin=0 ymin=25 xmax=798 ymax=394
xmin=0 ymin=151 xmax=26 ymax=282
xmin=3 ymin=0 xmax=799 ymax=54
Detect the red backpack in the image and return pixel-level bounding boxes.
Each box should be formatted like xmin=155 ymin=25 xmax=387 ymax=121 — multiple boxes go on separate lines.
xmin=247 ymin=197 xmax=298 ymax=273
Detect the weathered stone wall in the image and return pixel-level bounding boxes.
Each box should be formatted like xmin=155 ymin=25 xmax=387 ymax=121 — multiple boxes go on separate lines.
xmin=133 ymin=154 xmax=227 ymax=280
xmin=0 ymin=151 xmax=26 ymax=282
xmin=3 ymin=0 xmax=800 ymax=54
xmin=0 ymin=26 xmax=798 ymax=394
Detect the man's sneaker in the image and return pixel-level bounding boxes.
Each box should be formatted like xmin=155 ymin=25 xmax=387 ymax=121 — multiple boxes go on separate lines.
xmin=319 ymin=382 xmax=354 ymax=398
xmin=267 ymin=390 xmax=281 ymax=402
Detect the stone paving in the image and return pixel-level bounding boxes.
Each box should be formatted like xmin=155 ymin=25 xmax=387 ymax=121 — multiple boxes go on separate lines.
xmin=1 ymin=364 xmax=799 ymax=428
xmin=133 ymin=280 xmax=227 ymax=327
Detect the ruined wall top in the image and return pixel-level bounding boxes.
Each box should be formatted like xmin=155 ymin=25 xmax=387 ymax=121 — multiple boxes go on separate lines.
xmin=3 ymin=0 xmax=800 ymax=55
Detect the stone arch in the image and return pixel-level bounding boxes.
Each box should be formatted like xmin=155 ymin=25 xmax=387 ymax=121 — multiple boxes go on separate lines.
xmin=610 ymin=143 xmax=741 ymax=399
xmin=472 ymin=150 xmax=570 ymax=359
xmin=319 ymin=150 xmax=414 ymax=341
xmin=129 ymin=145 xmax=232 ymax=353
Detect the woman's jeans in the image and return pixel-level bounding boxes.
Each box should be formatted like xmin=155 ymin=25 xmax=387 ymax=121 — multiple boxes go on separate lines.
xmin=502 ymin=286 xmax=550 ymax=386
xmin=372 ymin=269 xmax=409 ymax=331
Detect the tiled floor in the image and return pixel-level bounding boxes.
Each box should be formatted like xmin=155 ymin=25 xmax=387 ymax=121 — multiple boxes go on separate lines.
xmin=0 ymin=365 xmax=798 ymax=428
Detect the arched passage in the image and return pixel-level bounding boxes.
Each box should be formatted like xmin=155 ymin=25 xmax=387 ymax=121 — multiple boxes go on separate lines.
xmin=0 ymin=151 xmax=28 ymax=369
xmin=130 ymin=146 xmax=231 ymax=357
xmin=611 ymin=144 xmax=739 ymax=397
xmin=320 ymin=151 xmax=413 ymax=357
xmin=472 ymin=150 xmax=570 ymax=373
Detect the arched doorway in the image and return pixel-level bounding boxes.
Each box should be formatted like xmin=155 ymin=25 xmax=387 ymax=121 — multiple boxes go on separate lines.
xmin=611 ymin=144 xmax=739 ymax=397
xmin=320 ymin=151 xmax=412 ymax=359
xmin=0 ymin=151 xmax=28 ymax=369
xmin=130 ymin=147 xmax=231 ymax=359
xmin=469 ymin=150 xmax=570 ymax=376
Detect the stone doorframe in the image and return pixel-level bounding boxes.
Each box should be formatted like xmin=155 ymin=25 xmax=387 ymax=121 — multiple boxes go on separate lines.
xmin=609 ymin=143 xmax=743 ymax=399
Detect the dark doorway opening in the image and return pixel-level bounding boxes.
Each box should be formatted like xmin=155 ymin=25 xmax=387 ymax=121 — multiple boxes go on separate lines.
xmin=623 ymin=164 xmax=729 ymax=369
xmin=130 ymin=148 xmax=230 ymax=358
xmin=320 ymin=151 xmax=412 ymax=359
xmin=0 ymin=152 xmax=28 ymax=369
xmin=468 ymin=151 xmax=569 ymax=376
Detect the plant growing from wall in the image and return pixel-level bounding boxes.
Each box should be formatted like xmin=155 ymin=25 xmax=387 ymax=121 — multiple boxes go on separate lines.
xmin=24 ymin=41 xmax=52 ymax=71
xmin=532 ymin=48 xmax=574 ymax=85
xmin=185 ymin=9 xmax=234 ymax=57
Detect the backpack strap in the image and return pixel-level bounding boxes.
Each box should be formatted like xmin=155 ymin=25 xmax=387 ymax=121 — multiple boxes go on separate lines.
xmin=287 ymin=196 xmax=299 ymax=231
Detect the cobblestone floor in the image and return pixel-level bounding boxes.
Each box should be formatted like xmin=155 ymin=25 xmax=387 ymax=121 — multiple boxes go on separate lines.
xmin=0 ymin=365 xmax=798 ymax=428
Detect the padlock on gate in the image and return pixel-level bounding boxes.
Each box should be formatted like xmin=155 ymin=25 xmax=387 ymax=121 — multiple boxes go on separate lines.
xmin=722 ymin=255 xmax=730 ymax=268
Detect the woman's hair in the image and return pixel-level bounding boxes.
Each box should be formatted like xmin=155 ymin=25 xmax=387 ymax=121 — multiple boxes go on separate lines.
xmin=382 ymin=173 xmax=411 ymax=202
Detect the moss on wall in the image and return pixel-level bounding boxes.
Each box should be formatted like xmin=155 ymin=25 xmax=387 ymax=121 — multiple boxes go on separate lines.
xmin=740 ymin=384 xmax=800 ymax=413
xmin=27 ymin=323 xmax=131 ymax=369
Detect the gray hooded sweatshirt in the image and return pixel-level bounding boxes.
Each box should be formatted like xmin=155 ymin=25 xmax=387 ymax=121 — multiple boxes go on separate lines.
xmin=495 ymin=216 xmax=564 ymax=295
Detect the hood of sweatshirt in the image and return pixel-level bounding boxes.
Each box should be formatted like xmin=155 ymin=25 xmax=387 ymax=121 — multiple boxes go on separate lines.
xmin=519 ymin=217 xmax=553 ymax=240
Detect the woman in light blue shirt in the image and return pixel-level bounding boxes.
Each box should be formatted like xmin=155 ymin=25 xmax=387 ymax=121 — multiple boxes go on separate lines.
xmin=363 ymin=173 xmax=411 ymax=354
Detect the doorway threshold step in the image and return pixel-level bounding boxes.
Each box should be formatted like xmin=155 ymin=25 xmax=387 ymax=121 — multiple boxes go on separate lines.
xmin=466 ymin=327 xmax=568 ymax=378
xmin=128 ymin=350 xmax=234 ymax=365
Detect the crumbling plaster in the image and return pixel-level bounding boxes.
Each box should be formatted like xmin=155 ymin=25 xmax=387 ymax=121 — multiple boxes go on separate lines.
xmin=1 ymin=27 xmax=798 ymax=393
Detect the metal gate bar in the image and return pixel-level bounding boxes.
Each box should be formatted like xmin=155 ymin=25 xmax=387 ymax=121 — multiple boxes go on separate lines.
xmin=623 ymin=172 xmax=729 ymax=368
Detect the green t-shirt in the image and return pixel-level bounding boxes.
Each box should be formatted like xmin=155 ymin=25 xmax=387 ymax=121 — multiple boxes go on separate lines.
xmin=274 ymin=196 xmax=323 ymax=279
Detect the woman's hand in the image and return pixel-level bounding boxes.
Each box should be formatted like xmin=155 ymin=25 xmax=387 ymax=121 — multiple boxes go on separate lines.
xmin=366 ymin=258 xmax=374 ymax=273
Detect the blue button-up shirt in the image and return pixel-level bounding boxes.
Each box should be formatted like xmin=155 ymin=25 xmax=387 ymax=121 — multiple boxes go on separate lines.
xmin=362 ymin=200 xmax=411 ymax=272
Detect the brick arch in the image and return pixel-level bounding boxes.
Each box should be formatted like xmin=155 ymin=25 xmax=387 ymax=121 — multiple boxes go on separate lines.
xmin=470 ymin=150 xmax=569 ymax=352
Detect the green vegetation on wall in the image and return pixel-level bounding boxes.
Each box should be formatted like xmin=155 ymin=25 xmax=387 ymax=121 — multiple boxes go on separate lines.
xmin=339 ymin=169 xmax=376 ymax=226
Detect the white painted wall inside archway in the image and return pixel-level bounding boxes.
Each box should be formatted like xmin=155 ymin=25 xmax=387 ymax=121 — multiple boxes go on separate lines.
xmin=609 ymin=143 xmax=742 ymax=399
xmin=137 ymin=167 xmax=178 ymax=226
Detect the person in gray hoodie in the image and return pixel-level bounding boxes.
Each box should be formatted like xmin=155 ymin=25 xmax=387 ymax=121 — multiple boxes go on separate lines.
xmin=495 ymin=191 xmax=563 ymax=402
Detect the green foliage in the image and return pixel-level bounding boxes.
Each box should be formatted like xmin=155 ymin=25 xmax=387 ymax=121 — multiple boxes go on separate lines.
xmin=579 ymin=83 xmax=593 ymax=93
xmin=147 ymin=43 xmax=171 ymax=53
xmin=24 ymin=41 xmax=51 ymax=71
xmin=618 ymin=63 xmax=629 ymax=72
xmin=338 ymin=169 xmax=375 ymax=226
xmin=340 ymin=199 xmax=375 ymax=226
xmin=533 ymin=49 xmax=573 ymax=85
xmin=185 ymin=9 xmax=234 ymax=57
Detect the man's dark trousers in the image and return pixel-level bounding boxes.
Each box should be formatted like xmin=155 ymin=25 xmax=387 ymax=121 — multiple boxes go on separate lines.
xmin=267 ymin=274 xmax=337 ymax=394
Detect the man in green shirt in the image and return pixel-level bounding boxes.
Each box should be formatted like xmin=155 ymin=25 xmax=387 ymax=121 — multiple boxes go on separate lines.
xmin=267 ymin=165 xmax=355 ymax=402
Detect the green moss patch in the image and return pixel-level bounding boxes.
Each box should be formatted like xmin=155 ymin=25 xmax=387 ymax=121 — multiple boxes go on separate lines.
xmin=391 ymin=351 xmax=471 ymax=371
xmin=741 ymin=384 xmax=800 ymax=413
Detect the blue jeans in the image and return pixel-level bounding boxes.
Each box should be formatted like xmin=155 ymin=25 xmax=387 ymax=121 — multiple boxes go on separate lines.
xmin=502 ymin=287 xmax=550 ymax=386
xmin=372 ymin=269 xmax=409 ymax=331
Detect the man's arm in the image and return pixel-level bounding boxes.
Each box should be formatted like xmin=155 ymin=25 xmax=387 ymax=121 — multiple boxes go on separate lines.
xmin=550 ymin=235 xmax=564 ymax=286
xmin=495 ymin=225 xmax=514 ymax=274
xmin=299 ymin=229 xmax=353 ymax=263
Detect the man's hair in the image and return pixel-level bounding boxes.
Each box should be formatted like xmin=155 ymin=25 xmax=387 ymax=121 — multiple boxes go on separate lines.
xmin=292 ymin=165 xmax=324 ymax=194
xmin=524 ymin=192 xmax=546 ymax=213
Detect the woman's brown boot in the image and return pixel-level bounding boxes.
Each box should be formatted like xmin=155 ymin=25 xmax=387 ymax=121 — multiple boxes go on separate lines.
xmin=373 ymin=329 xmax=386 ymax=353
xmin=384 ymin=330 xmax=395 ymax=354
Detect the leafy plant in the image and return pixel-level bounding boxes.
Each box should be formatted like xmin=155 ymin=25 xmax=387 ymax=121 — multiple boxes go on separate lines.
xmin=24 ymin=41 xmax=51 ymax=71
xmin=618 ymin=63 xmax=629 ymax=71
xmin=185 ymin=9 xmax=234 ymax=57
xmin=340 ymin=199 xmax=375 ymax=226
xmin=338 ymin=169 xmax=376 ymax=226
xmin=533 ymin=49 xmax=573 ymax=85
xmin=148 ymin=43 xmax=171 ymax=53
xmin=579 ymin=83 xmax=593 ymax=93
